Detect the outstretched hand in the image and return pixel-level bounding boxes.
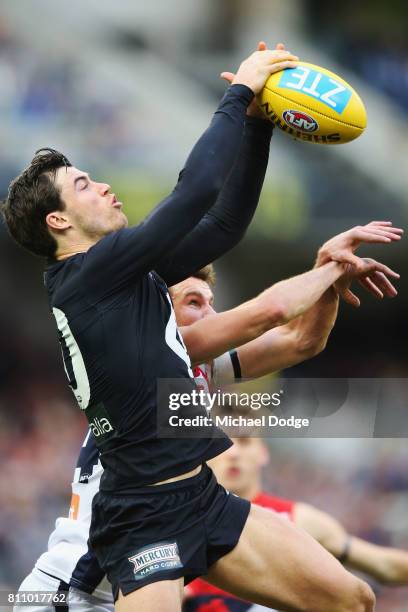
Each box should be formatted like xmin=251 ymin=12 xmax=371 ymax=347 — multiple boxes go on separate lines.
xmin=317 ymin=221 xmax=403 ymax=272
xmin=335 ymin=257 xmax=400 ymax=307
xmin=316 ymin=221 xmax=403 ymax=305
xmin=220 ymin=42 xmax=298 ymax=118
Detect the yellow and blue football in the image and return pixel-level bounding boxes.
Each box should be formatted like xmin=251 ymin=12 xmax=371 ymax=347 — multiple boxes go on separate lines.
xmin=258 ymin=62 xmax=367 ymax=144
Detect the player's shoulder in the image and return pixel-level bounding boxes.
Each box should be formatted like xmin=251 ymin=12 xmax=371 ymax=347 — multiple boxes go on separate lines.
xmin=252 ymin=491 xmax=296 ymax=518
xmin=44 ymin=253 xmax=86 ymax=298
xmin=85 ymin=227 xmax=129 ymax=261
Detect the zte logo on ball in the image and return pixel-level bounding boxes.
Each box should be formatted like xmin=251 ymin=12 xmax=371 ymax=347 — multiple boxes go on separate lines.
xmin=89 ymin=416 xmax=114 ymax=437
xmin=279 ymin=66 xmax=352 ymax=114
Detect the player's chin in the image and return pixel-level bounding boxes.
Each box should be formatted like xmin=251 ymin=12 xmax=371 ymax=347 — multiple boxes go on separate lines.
xmin=114 ymin=211 xmax=129 ymax=229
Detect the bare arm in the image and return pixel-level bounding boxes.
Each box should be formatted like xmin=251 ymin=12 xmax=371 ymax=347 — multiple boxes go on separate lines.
xmin=230 ymin=221 xmax=402 ymax=378
xmin=237 ymin=285 xmax=339 ymax=378
xmin=181 ymin=261 xmax=345 ymax=365
xmin=295 ymin=502 xmax=408 ymax=585
xmin=181 ymin=222 xmax=400 ymax=367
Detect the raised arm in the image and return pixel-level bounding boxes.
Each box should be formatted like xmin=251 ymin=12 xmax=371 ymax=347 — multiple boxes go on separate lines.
xmin=181 ymin=260 xmax=348 ymax=365
xmin=180 ymin=222 xmax=401 ymax=367
xmin=294 ymin=503 xmax=408 ymax=585
xmin=225 ymin=222 xmax=403 ymax=378
xmin=83 ymin=50 xmax=299 ymax=294
xmin=158 ymin=43 xmax=298 ymax=287
xmin=82 ymin=84 xmax=252 ymax=292
xmin=237 ymin=285 xmax=339 ymax=378
xmin=157 ymin=116 xmax=274 ymax=287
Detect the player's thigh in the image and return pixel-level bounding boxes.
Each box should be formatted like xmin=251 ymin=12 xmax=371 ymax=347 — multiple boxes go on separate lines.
xmin=115 ymin=579 xmax=184 ymax=612
xmin=206 ymin=504 xmax=374 ymax=612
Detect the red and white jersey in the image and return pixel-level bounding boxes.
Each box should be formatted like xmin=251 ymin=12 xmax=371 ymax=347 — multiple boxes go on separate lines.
xmin=33 ymin=352 xmax=240 ymax=599
xmin=185 ymin=492 xmax=296 ymax=612
xmin=194 ymin=349 xmax=240 ymax=393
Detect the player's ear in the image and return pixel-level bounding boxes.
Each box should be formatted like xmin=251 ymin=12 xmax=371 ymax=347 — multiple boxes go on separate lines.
xmin=46 ymin=211 xmax=72 ymax=231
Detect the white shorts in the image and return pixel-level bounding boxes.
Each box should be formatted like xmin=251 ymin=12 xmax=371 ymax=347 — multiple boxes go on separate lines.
xmin=14 ymin=568 xmax=114 ymax=612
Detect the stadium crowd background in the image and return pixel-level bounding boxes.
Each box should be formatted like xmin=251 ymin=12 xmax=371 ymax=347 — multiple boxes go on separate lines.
xmin=0 ymin=1 xmax=407 ymax=609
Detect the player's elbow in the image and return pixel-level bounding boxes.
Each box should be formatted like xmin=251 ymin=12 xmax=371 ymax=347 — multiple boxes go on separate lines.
xmin=298 ymin=333 xmax=328 ymax=359
xmin=252 ymin=296 xmax=289 ymax=334
xmin=196 ymin=169 xmax=225 ymax=203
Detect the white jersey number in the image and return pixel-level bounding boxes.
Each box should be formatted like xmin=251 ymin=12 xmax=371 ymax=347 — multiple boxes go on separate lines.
xmin=52 ymin=307 xmax=91 ymax=410
xmin=165 ymin=295 xmax=194 ymax=379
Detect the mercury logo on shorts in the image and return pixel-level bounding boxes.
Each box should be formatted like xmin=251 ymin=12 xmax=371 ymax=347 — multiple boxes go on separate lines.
xmin=128 ymin=542 xmax=183 ymax=580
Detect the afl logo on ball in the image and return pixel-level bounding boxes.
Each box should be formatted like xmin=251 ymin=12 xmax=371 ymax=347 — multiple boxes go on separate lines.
xmin=283 ymin=110 xmax=319 ymax=133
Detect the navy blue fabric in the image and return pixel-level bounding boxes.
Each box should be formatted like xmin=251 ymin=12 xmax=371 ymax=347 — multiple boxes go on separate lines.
xmin=89 ymin=465 xmax=250 ymax=598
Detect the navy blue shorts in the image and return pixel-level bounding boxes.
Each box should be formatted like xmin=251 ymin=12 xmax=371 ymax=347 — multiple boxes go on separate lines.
xmin=90 ymin=464 xmax=250 ymax=599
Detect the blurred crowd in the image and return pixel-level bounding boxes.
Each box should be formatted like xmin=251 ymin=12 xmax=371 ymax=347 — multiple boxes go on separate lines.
xmin=0 ymin=19 xmax=138 ymax=176
xmin=304 ymin=0 xmax=408 ymax=111
xmin=264 ymin=441 xmax=408 ymax=612
xmin=0 ymin=319 xmax=87 ymax=585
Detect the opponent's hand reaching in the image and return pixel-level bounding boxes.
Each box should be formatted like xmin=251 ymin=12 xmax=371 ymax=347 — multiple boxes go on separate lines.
xmin=222 ymin=42 xmax=298 ymax=98
xmin=316 ymin=221 xmax=403 ymax=272
xmin=316 ymin=221 xmax=403 ymax=305
xmin=335 ymin=257 xmax=400 ymax=307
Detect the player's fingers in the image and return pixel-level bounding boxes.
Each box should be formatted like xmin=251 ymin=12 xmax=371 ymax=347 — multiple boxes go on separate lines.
xmin=335 ymin=251 xmax=368 ymax=271
xmin=367 ymin=225 xmax=403 ymax=232
xmin=220 ymin=71 xmax=235 ymax=83
xmin=258 ymin=49 xmax=298 ymax=63
xmin=275 ymin=42 xmax=286 ymax=51
xmin=364 ymin=259 xmax=400 ymax=278
xmin=354 ymin=230 xmax=391 ymax=243
xmin=258 ymin=41 xmax=268 ymax=51
xmin=365 ymin=222 xmax=404 ymax=234
xmin=352 ymin=229 xmax=401 ymax=246
xmin=269 ymin=52 xmax=299 ymax=63
xmin=357 ymin=277 xmax=383 ymax=299
xmin=267 ymin=60 xmax=298 ymax=75
xmin=366 ymin=221 xmax=393 ymax=226
xmin=362 ymin=228 xmax=402 ymax=239
xmin=368 ymin=271 xmax=398 ymax=296
xmin=339 ymin=287 xmax=360 ymax=307
xmin=356 ymin=229 xmax=402 ymax=244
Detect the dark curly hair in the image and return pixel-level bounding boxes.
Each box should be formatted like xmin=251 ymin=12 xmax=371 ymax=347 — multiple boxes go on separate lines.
xmin=0 ymin=148 xmax=72 ymax=257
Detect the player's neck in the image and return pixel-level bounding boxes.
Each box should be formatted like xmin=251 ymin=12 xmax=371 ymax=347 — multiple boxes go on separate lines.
xmin=55 ymin=238 xmax=98 ymax=260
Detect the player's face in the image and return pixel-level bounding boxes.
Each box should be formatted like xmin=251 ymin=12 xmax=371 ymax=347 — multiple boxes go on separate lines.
xmin=53 ymin=166 xmax=128 ymax=240
xmin=170 ymin=278 xmax=215 ymax=326
xmin=208 ymin=438 xmax=269 ymax=498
